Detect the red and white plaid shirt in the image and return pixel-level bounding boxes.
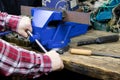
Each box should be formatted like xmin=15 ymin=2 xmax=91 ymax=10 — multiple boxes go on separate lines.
xmin=0 ymin=12 xmax=52 ymax=78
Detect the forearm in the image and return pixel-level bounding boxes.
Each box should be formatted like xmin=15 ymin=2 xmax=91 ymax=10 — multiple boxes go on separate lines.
xmin=0 ymin=11 xmax=21 ymax=31
xmin=0 ymin=39 xmax=52 ymax=78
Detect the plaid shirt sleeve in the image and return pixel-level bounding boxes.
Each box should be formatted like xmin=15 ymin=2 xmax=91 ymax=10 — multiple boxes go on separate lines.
xmin=0 ymin=12 xmax=52 ymax=78
xmin=0 ymin=11 xmax=21 ymax=31
xmin=0 ymin=39 xmax=52 ymax=78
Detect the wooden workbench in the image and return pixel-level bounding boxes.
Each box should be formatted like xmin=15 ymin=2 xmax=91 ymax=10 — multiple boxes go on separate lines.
xmin=4 ymin=6 xmax=119 ymax=79
xmin=60 ymin=30 xmax=120 ymax=80
xmin=2 ymin=30 xmax=120 ymax=80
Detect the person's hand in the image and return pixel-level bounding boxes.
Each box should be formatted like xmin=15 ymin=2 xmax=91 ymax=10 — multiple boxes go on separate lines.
xmin=17 ymin=16 xmax=32 ymax=37
xmin=45 ymin=50 xmax=64 ymax=71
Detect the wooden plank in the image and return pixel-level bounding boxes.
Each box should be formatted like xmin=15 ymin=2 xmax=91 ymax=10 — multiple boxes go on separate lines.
xmin=60 ymin=30 xmax=120 ymax=80
xmin=21 ymin=6 xmax=90 ymax=25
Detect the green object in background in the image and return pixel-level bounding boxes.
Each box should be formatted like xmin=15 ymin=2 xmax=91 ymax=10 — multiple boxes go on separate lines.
xmin=90 ymin=0 xmax=120 ymax=32
xmin=90 ymin=13 xmax=110 ymax=32
xmin=95 ymin=0 xmax=120 ymax=22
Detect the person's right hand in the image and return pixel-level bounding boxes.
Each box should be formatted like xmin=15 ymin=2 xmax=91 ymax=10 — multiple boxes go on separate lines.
xmin=45 ymin=50 xmax=64 ymax=71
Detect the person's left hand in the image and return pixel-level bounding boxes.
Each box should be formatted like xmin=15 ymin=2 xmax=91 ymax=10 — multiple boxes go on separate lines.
xmin=17 ymin=16 xmax=32 ymax=37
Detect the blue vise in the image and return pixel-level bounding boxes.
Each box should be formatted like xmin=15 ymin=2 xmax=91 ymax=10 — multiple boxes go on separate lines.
xmin=29 ymin=8 xmax=89 ymax=50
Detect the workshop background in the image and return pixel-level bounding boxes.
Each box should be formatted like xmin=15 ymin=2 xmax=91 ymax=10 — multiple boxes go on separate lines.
xmin=1 ymin=0 xmax=120 ymax=80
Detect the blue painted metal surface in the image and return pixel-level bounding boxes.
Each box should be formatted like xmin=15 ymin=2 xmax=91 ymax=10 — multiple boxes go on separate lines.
xmin=42 ymin=0 xmax=79 ymax=11
xmin=30 ymin=8 xmax=89 ymax=50
xmin=0 ymin=31 xmax=12 ymax=36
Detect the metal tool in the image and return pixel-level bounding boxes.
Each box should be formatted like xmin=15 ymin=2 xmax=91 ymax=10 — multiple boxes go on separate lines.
xmin=70 ymin=48 xmax=120 ymax=58
xmin=77 ymin=34 xmax=119 ymax=46
xmin=27 ymin=30 xmax=47 ymax=53
xmin=56 ymin=45 xmax=70 ymax=54
xmin=30 ymin=8 xmax=88 ymax=50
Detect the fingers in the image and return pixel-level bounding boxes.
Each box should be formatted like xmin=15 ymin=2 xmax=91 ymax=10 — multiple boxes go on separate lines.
xmin=27 ymin=25 xmax=32 ymax=32
xmin=25 ymin=17 xmax=32 ymax=32
xmin=60 ymin=61 xmax=64 ymax=69
xmin=20 ymin=31 xmax=28 ymax=38
xmin=17 ymin=16 xmax=33 ymax=37
xmin=45 ymin=50 xmax=64 ymax=71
